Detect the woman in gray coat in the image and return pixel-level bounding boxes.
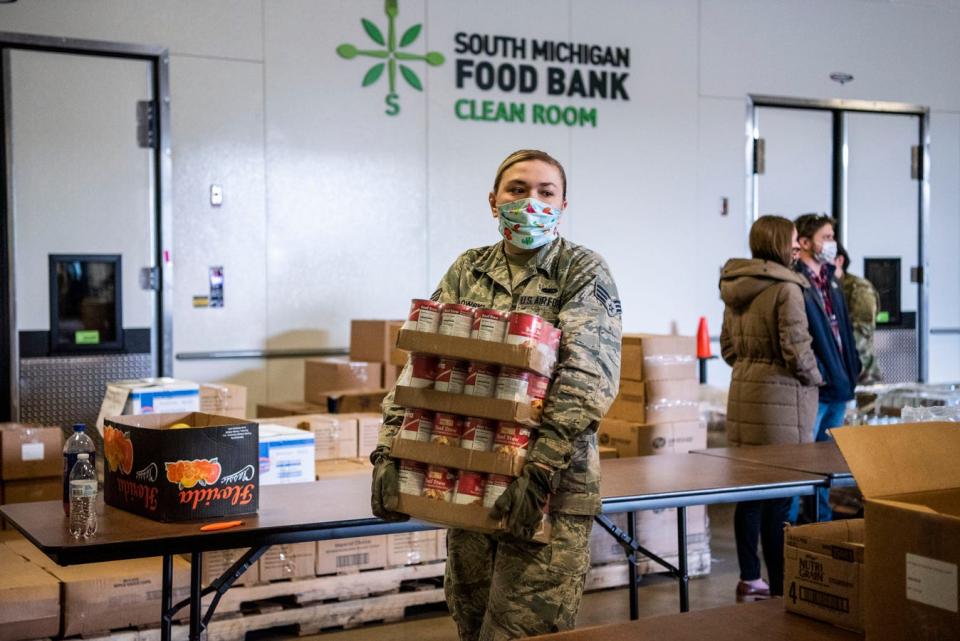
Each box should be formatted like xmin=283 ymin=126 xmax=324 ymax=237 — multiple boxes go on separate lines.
xmin=720 ymin=215 xmax=822 ymax=600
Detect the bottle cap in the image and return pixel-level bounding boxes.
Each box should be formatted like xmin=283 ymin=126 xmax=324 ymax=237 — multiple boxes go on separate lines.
xmin=77 ymin=453 xmax=89 ymax=460
xmin=73 ymin=423 xmax=86 ymax=432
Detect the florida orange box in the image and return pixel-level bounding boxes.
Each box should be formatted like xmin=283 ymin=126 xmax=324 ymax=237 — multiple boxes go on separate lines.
xmin=102 ymin=412 xmax=259 ymax=522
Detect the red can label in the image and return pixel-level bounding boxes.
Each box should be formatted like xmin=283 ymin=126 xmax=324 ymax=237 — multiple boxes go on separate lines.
xmin=423 ymin=465 xmax=456 ymax=501
xmin=406 ymin=299 xmax=442 ymax=333
xmin=483 ymin=473 xmax=512 ymax=508
xmin=453 ymin=471 xmax=487 ymax=505
xmin=471 ymin=308 xmax=509 ymax=342
xmin=460 ymin=417 xmax=495 ymax=452
xmin=528 ymin=374 xmax=551 ymax=409
xmin=493 ymin=422 xmax=532 ymax=457
xmin=434 ymin=358 xmax=468 ymax=394
xmin=464 ymin=362 xmax=499 ymax=397
xmin=431 ymin=413 xmax=464 ymax=446
xmin=506 ymin=312 xmax=545 ymax=347
xmin=407 ymin=354 xmax=438 ymax=388
xmin=438 ymin=303 xmax=475 ymax=338
xmin=400 ymin=408 xmax=433 ymax=442
xmin=399 ymin=460 xmax=427 ymax=495
xmin=494 ymin=367 xmax=530 ymax=402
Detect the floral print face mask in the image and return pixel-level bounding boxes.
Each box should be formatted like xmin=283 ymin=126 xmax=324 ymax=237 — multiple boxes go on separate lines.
xmin=497 ymin=198 xmax=561 ymax=249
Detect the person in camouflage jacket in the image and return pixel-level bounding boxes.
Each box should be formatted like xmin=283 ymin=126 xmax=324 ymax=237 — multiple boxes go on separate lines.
xmin=835 ymin=243 xmax=882 ymax=384
xmin=371 ymin=150 xmax=622 ymax=640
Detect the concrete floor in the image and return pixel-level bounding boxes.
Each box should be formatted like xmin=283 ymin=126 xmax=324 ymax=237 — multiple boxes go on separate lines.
xmin=292 ymin=503 xmax=746 ymax=641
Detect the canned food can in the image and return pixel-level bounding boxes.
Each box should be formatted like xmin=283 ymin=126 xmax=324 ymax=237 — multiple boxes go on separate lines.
xmin=493 ymin=422 xmax=532 ymax=457
xmin=431 ymin=413 xmax=464 ymax=446
xmin=408 ymin=354 xmax=438 ymax=388
xmin=505 ymin=312 xmax=545 ymax=347
xmin=438 ymin=303 xmax=475 ymax=338
xmin=463 ymin=362 xmax=499 ymax=397
xmin=539 ymin=324 xmax=562 ymax=352
xmin=528 ymin=374 xmax=551 ymax=409
xmin=471 ymin=308 xmax=509 ymax=342
xmin=483 ymin=473 xmax=512 ymax=508
xmin=405 ymin=299 xmax=442 ymax=333
xmin=399 ymin=408 xmax=434 ymax=442
xmin=494 ymin=366 xmax=531 ymax=403
xmin=434 ymin=358 xmax=469 ymax=394
xmin=460 ymin=417 xmax=496 ymax=452
xmin=422 ymin=465 xmax=456 ymax=501
xmin=453 ymin=471 xmax=487 ymax=506
xmin=399 ymin=460 xmax=427 ymax=495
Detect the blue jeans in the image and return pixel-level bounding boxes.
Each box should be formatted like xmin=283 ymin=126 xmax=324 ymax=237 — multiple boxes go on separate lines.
xmin=790 ymin=401 xmax=847 ymax=522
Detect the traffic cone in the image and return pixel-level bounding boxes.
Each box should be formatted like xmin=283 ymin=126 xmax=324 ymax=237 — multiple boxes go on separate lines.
xmin=696 ymin=316 xmax=712 ymax=359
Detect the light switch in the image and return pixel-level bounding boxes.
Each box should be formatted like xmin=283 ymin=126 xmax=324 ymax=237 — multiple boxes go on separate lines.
xmin=210 ymin=184 xmax=223 ymax=206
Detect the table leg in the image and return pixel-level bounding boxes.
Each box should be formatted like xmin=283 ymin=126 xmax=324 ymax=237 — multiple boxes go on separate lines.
xmin=813 ymin=486 xmax=821 ymax=522
xmin=190 ymin=551 xmax=203 ymax=641
xmin=161 ymin=554 xmax=173 ymax=641
xmin=627 ymin=511 xmax=638 ymax=621
xmin=677 ymin=506 xmax=689 ymax=612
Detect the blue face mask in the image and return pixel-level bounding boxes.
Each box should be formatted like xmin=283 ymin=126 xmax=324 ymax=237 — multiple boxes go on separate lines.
xmin=497 ymin=198 xmax=561 ymax=249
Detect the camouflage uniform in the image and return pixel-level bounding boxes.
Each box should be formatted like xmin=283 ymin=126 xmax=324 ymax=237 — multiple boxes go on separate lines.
xmin=840 ymin=273 xmax=882 ymax=384
xmin=378 ymin=238 xmax=622 ymax=640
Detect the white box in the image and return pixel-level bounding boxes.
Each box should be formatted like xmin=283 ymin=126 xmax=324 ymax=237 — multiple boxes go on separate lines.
xmin=387 ymin=531 xmax=439 ymax=566
xmin=316 ymin=536 xmax=387 ymax=575
xmin=267 ymin=414 xmax=358 ymax=460
xmin=338 ymin=412 xmax=382 ymax=460
xmin=258 ymin=423 xmax=316 ymax=486
xmin=96 ymin=378 xmax=200 ymax=430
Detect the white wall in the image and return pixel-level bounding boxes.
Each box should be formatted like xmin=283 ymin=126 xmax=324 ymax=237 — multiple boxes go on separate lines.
xmin=3 ymin=0 xmax=959 ymax=411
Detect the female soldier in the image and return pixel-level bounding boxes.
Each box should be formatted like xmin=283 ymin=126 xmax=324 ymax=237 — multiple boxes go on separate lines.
xmin=719 ymin=215 xmax=822 ymax=600
xmin=371 ymin=149 xmax=622 ymax=640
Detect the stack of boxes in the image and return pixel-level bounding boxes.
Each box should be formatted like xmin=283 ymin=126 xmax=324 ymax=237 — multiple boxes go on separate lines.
xmin=591 ymin=333 xmax=710 ymax=577
xmin=0 ymin=423 xmax=63 ymax=521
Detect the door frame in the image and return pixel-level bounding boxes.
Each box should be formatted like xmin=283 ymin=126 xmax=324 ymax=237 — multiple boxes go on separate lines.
xmin=0 ymin=32 xmax=173 ymax=420
xmin=745 ymin=94 xmax=931 ymax=382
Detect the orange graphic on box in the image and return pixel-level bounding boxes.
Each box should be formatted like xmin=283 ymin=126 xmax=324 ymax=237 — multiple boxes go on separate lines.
xmin=164 ymin=458 xmax=222 ymax=490
xmin=104 ymin=426 xmax=134 ymax=475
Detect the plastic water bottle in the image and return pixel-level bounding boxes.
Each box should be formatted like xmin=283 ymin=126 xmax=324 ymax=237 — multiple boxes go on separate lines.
xmin=69 ymin=453 xmax=98 ymax=539
xmin=63 ymin=423 xmax=96 ymax=515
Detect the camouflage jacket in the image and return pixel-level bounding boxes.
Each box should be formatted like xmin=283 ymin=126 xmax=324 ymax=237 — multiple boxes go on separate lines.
xmin=841 ymin=272 xmax=882 ymax=384
xmin=379 ymin=238 xmax=622 ymax=515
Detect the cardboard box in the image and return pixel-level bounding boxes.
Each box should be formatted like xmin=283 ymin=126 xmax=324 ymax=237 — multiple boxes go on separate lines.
xmin=606 ymin=380 xmax=646 ymax=422
xmin=599 ymin=445 xmax=619 ymax=459
xmin=589 ymin=506 xmax=708 ymax=564
xmin=621 ymin=334 xmax=697 ymax=382
xmin=259 ymin=542 xmax=317 ymax=582
xmin=6 ymin=539 xmax=190 ymax=636
xmin=397 ymin=330 xmax=556 ymax=377
xmin=0 ymin=544 xmax=60 ymax=641
xmin=316 ymin=535 xmax=388 ymax=575
xmin=644 ymin=379 xmax=700 ymax=424
xmin=103 ymin=412 xmax=259 ymax=522
xmin=258 ymin=423 xmax=316 ymax=485
xmin=96 ymin=378 xmax=200 ymax=431
xmin=193 ymin=548 xmax=258 ymax=587
xmin=1 ymin=477 xmax=61 ymax=505
xmin=256 ymin=401 xmax=328 ymax=419
xmin=395 ymin=386 xmax=541 ymax=427
xmin=338 ymin=413 xmax=382 ymax=461
xmin=397 ymin=493 xmax=549 ymax=542
xmin=315 ymin=458 xmax=373 ymax=481
xmin=0 ymin=423 xmax=63 ymax=480
xmin=382 ymin=363 xmax=400 ymax=389
xmin=324 ymin=388 xmax=388 ymax=414
xmin=784 ymin=519 xmax=865 ymax=633
xmin=598 ymin=419 xmax=706 ymax=457
xmin=304 ymin=358 xmax=382 ymax=403
xmin=391 ymin=437 xmax=527 ymax=477
xmin=200 ymin=383 xmax=248 ymax=419
xmin=387 ymin=531 xmax=440 ymax=567
xmin=833 ymin=423 xmax=960 ymax=641
xmin=268 ymin=414 xmax=358 ymax=460
xmin=350 ymin=320 xmax=405 ymax=363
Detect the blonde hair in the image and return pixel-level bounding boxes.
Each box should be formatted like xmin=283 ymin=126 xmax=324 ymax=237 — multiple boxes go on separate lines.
xmin=493 ymin=149 xmax=567 ymax=199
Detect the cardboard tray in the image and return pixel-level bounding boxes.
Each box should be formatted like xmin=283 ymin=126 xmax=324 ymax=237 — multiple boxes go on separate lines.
xmin=394 ymin=386 xmax=542 ymax=426
xmin=397 ymin=330 xmax=556 ymax=377
xmin=391 ymin=437 xmax=526 ymax=477
xmin=396 ymin=493 xmax=550 ymax=542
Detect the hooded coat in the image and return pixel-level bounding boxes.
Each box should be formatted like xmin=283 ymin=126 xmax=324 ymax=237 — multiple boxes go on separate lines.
xmin=720 ymin=259 xmax=823 ymax=445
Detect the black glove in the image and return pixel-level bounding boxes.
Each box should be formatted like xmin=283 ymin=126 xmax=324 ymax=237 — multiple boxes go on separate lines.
xmin=489 ymin=462 xmax=555 ymax=540
xmin=370 ymin=447 xmax=409 ymax=523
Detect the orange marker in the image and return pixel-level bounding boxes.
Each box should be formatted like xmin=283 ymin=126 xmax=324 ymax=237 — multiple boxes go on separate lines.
xmin=200 ymin=520 xmax=244 ymax=532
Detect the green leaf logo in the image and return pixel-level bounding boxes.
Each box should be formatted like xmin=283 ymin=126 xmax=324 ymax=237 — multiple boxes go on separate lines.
xmin=336 ymin=0 xmax=444 ymax=116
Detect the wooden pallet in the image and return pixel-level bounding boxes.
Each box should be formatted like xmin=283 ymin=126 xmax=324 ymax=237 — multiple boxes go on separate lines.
xmin=80 ymin=587 xmax=447 ymax=641
xmin=199 ymin=560 xmax=446 ymax=615
xmin=584 ymin=549 xmax=712 ymax=592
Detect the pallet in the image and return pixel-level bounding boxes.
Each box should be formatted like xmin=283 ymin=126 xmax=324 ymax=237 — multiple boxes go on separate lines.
xmin=79 ymin=587 xmax=447 ymax=641
xmin=584 ymin=549 xmax=712 ymax=592
xmin=200 ymin=560 xmax=446 ymax=615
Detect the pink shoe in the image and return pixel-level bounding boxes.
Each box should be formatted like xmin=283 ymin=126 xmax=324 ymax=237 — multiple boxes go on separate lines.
xmin=736 ymin=580 xmax=771 ymax=602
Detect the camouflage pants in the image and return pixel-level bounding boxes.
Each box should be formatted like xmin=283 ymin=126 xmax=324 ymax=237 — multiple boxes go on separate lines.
xmin=444 ymin=513 xmax=593 ymax=641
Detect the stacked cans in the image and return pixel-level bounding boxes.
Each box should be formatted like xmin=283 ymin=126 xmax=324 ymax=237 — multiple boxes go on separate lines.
xmin=399 ymin=461 xmax=513 ymax=509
